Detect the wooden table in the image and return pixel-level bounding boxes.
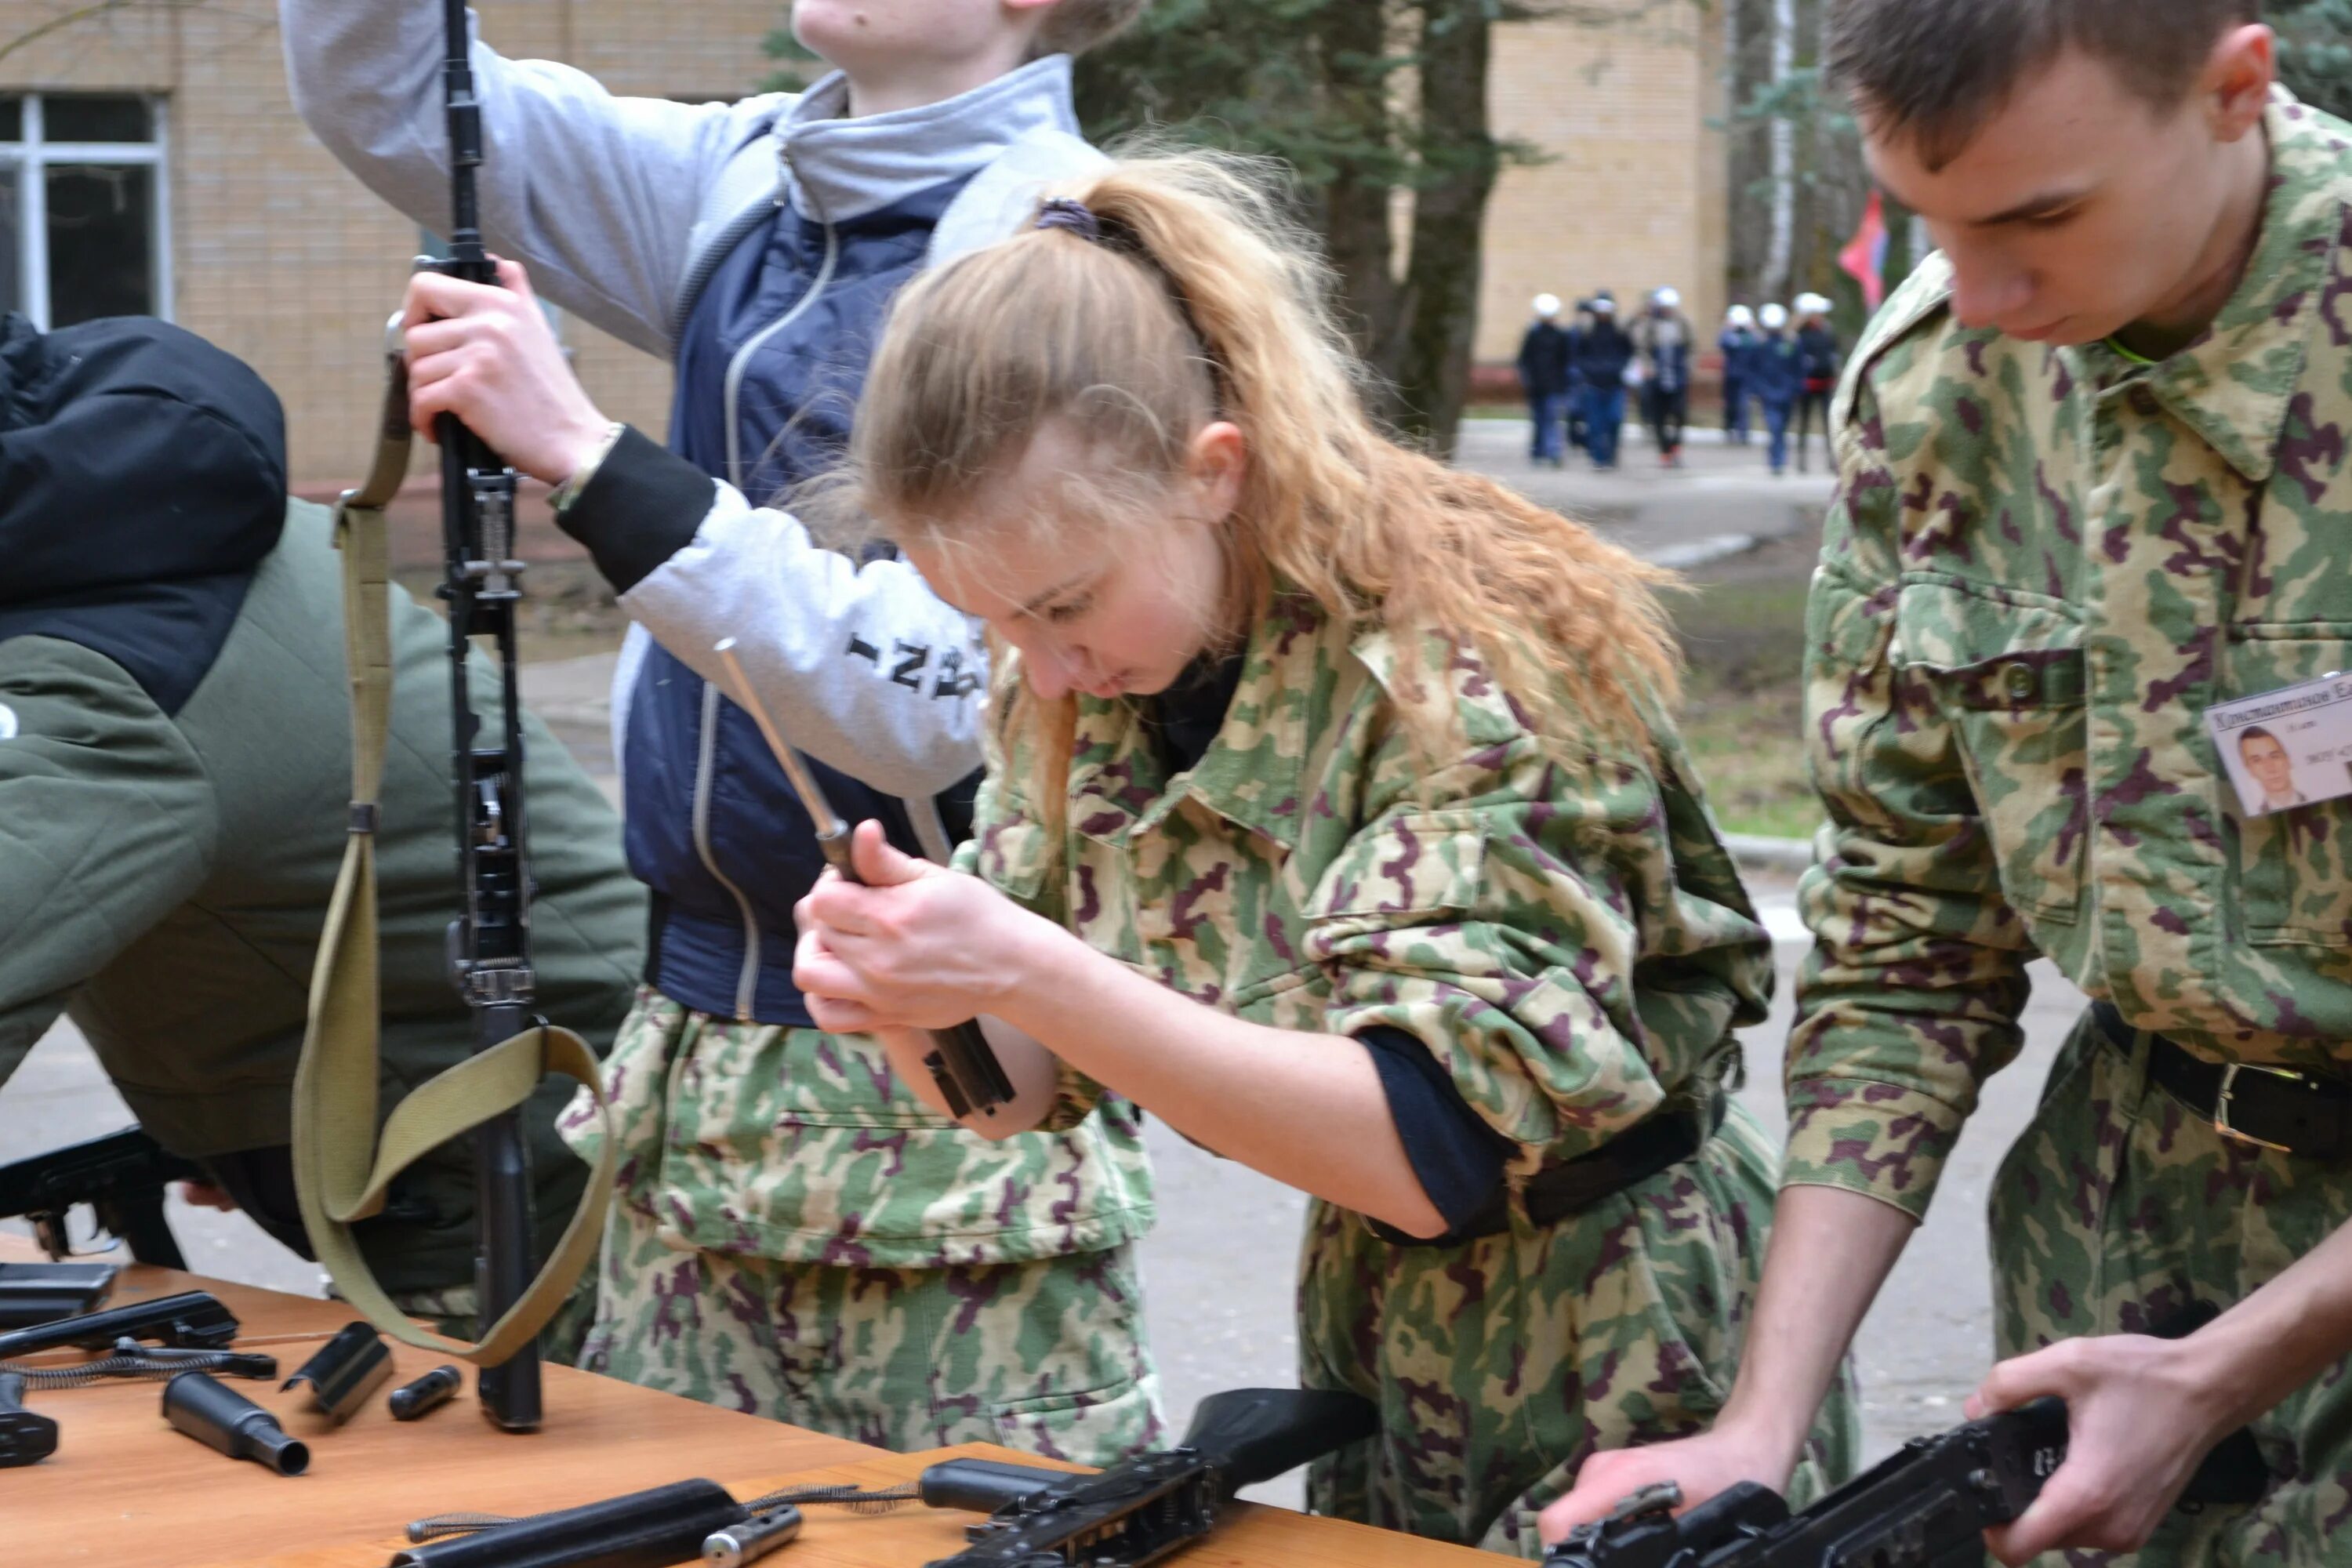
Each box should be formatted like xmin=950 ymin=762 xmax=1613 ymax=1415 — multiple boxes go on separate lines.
xmin=4 ymin=1243 xmax=877 ymax=1565
xmin=245 ymin=1443 xmax=1502 ymax=1568
xmin=5 ymin=1247 xmax=1492 ymax=1568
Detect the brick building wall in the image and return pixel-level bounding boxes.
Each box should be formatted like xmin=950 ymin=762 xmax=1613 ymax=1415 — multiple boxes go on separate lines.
xmin=1479 ymin=2 xmax=1728 ymax=370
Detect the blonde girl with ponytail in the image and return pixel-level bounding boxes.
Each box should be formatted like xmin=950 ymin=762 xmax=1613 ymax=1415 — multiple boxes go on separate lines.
xmin=787 ymin=152 xmax=1862 ymax=1551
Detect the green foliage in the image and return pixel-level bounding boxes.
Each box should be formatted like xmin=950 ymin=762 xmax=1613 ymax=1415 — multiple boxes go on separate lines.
xmin=759 ymin=26 xmax=825 ymax=95
xmin=1071 ymin=2 xmax=1499 ymax=202
xmin=2274 ymin=0 xmax=2352 ymax=122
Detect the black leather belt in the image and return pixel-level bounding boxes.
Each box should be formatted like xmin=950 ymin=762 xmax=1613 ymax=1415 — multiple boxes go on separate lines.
xmin=1410 ymin=1083 xmax=1728 ymax=1245
xmin=2092 ymin=1003 xmax=2352 ymax=1160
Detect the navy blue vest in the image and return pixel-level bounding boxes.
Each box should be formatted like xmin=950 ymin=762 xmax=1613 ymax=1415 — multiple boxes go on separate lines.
xmin=626 ymin=175 xmax=978 ymax=1025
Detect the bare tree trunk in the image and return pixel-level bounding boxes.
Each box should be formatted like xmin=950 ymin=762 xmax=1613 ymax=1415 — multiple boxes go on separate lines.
xmin=1724 ymin=0 xmax=1773 ymax=302
xmin=1762 ymin=0 xmax=1796 ymax=299
xmin=1317 ymin=0 xmax=1406 ymax=389
xmin=1389 ymin=0 xmax=1497 ymax=456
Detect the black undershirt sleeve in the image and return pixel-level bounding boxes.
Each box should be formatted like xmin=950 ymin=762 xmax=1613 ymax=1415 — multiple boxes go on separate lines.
xmin=1356 ymin=1025 xmax=1515 ymax=1237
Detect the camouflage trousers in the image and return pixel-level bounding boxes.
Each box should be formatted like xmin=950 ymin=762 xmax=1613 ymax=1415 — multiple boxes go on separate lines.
xmin=561 ymin=989 xmax=1163 ymax=1465
xmin=1301 ymin=1098 xmax=1864 ymax=1555
xmin=578 ymin=1193 xmax=1164 ymax=1462
xmin=1991 ymin=1013 xmax=2352 ymax=1568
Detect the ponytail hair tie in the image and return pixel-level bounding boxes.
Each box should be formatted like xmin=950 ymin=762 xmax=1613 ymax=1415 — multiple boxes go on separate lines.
xmin=1034 ymin=197 xmax=1105 ymax=243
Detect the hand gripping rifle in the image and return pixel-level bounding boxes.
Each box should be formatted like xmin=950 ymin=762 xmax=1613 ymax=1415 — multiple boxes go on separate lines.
xmin=1544 ymin=1399 xmax=2068 ymax=1568
xmin=290 ymin=0 xmax=615 ymax=1431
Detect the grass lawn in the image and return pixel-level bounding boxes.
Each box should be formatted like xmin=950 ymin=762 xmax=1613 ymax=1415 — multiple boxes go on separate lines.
xmin=1670 ymin=569 xmax=1824 ymax=843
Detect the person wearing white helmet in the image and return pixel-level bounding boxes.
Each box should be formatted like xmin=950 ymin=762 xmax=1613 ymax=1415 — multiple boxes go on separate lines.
xmin=1751 ymin=302 xmax=1804 ymax=477
xmin=1516 ymin=292 xmax=1575 ymax=467
xmin=1791 ymin=292 xmax=1843 ymax=473
xmin=1632 ymin=285 xmax=1697 ymax=466
xmin=1719 ymin=303 xmax=1762 ymax=446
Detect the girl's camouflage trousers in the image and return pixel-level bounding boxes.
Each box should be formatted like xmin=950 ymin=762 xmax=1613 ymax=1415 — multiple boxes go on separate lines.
xmin=1991 ymin=1013 xmax=2352 ymax=1567
xmin=559 ymin=988 xmax=1163 ymax=1464
xmin=1300 ymin=1098 xmax=1864 ymax=1556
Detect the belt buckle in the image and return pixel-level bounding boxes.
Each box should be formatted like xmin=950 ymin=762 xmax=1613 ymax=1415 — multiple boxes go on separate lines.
xmin=2214 ymin=1062 xmax=2311 ymax=1152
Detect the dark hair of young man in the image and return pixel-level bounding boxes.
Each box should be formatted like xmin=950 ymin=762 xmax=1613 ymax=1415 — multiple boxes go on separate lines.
xmin=1828 ymin=0 xmax=2263 ymax=169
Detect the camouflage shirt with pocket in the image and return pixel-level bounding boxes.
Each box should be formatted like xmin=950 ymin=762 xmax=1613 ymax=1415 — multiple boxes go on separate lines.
xmin=960 ymin=589 xmax=1775 ymax=1217
xmin=1789 ymin=89 xmax=2352 ymax=1218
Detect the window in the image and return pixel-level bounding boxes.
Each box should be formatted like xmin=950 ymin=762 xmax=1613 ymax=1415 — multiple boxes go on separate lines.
xmin=0 ymin=93 xmax=169 ymax=328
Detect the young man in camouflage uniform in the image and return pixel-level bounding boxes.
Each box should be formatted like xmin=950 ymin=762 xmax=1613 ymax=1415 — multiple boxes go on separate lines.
xmin=1545 ymin=5 xmax=2352 ymax=1564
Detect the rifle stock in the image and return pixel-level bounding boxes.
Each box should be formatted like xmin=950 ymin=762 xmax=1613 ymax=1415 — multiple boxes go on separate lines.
xmin=1183 ymin=1387 xmax=1383 ymax=1492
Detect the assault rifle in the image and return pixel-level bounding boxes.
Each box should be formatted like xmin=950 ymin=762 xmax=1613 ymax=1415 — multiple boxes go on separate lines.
xmin=0 ymin=1127 xmax=198 ymax=1270
xmin=1544 ymin=1399 xmax=2067 ymax=1568
xmin=426 ymin=0 xmax=543 ymax=1431
xmin=917 ymin=1387 xmax=1378 ymax=1567
xmin=294 ymin=0 xmax=613 ymax=1439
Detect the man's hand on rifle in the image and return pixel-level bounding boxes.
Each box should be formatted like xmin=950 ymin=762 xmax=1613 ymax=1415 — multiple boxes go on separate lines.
xmin=1965 ymin=1333 xmax=2229 ymax=1563
xmin=402 ymin=258 xmax=613 ymax=489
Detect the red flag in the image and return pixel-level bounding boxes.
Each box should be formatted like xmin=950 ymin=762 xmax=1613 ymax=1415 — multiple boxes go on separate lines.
xmin=1839 ymin=191 xmax=1891 ymax=311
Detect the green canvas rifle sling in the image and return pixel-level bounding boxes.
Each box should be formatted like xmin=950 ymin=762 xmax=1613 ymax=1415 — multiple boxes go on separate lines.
xmin=291 ymin=328 xmax=613 ymax=1367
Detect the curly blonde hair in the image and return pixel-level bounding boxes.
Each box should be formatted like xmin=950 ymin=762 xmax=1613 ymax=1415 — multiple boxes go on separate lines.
xmin=846 ymin=151 xmax=1680 ymax=823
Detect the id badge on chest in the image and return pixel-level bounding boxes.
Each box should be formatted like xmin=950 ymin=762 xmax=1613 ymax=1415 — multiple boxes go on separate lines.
xmin=2205 ymin=672 xmax=2352 ymax=817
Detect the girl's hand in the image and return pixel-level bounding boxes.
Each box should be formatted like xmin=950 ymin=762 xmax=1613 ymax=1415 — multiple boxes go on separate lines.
xmin=401 ymin=257 xmax=612 ymax=487
xmin=793 ymin=822 xmax=1057 ymax=1035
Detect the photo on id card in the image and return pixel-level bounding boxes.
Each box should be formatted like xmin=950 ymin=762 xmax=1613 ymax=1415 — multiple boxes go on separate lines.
xmin=2205 ymin=672 xmax=2352 ymax=817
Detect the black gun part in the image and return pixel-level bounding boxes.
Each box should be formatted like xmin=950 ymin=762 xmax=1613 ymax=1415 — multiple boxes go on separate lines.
xmin=390 ymin=1365 xmax=464 ymax=1421
xmin=0 ymin=1290 xmax=238 ymax=1359
xmin=430 ymin=0 xmax=543 ymax=1433
xmin=702 ymin=1504 xmax=804 ymax=1567
xmin=5 ymin=1338 xmax=274 ymax=1389
xmin=393 ymin=1478 xmax=749 ymax=1568
xmin=163 ymin=1371 xmax=310 ymax=1476
xmin=0 ymin=1372 xmax=60 ymax=1468
xmin=0 ymin=1127 xmax=199 ymax=1268
xmin=1544 ymin=1398 xmax=2068 ymax=1568
xmin=922 ymin=1386 xmax=1379 ymax=1568
xmin=283 ymin=1321 xmax=394 ymax=1425
xmin=0 ymin=1261 xmax=118 ymax=1329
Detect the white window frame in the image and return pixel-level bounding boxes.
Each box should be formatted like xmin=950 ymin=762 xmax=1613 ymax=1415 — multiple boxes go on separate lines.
xmin=0 ymin=92 xmax=172 ymax=328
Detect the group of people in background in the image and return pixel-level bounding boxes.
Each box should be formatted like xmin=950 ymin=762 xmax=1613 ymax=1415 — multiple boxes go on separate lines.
xmin=1515 ymin=285 xmax=1698 ymax=472
xmin=1719 ymin=295 xmax=1842 ymax=475
xmin=1520 ymin=289 xmax=1840 ymax=477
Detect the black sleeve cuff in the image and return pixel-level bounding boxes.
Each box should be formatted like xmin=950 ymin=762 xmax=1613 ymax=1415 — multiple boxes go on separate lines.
xmin=554 ymin=424 xmax=714 ymax=595
xmin=1357 ymin=1025 xmax=1515 ymax=1240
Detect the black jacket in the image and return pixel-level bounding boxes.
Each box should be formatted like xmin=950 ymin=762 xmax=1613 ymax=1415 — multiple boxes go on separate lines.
xmin=1516 ymin=321 xmax=1575 ymax=396
xmin=0 ymin=314 xmax=644 ymax=1294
